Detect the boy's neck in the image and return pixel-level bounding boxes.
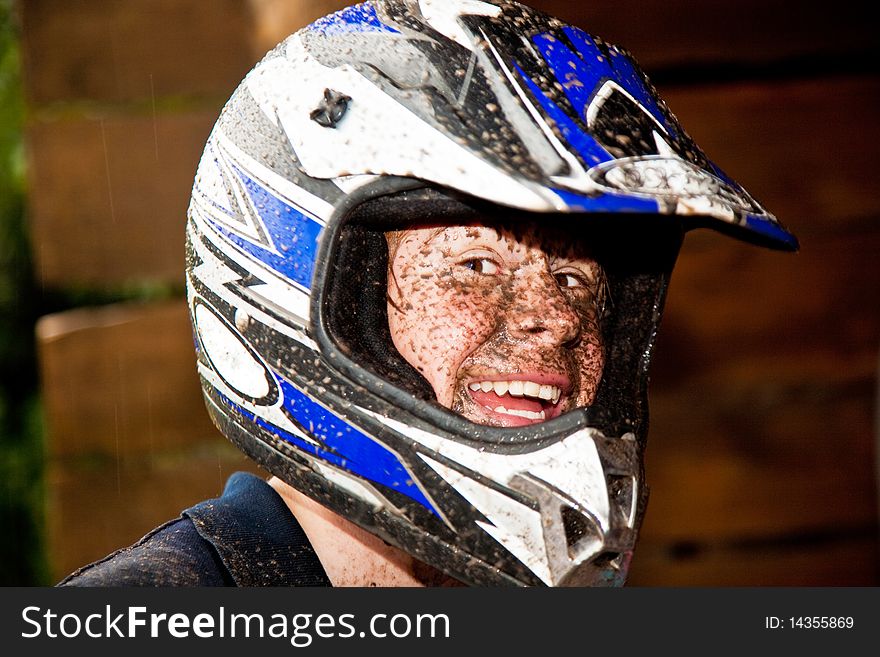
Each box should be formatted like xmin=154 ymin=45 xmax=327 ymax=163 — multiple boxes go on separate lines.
xmin=268 ymin=476 xmax=461 ymax=587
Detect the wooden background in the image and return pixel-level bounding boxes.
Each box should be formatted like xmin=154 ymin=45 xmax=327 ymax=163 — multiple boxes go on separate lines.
xmin=18 ymin=0 xmax=879 ymax=585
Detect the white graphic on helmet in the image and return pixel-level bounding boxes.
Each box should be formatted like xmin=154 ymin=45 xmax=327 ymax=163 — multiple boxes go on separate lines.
xmin=477 ymin=27 xmax=597 ymax=195
xmin=419 ymin=453 xmax=551 ymax=581
xmin=195 ymin=303 xmax=272 ymax=400
xmin=418 ymin=0 xmax=502 ymax=50
xmin=246 ymin=37 xmax=563 ymax=211
xmin=188 ymin=212 xmax=316 ymax=342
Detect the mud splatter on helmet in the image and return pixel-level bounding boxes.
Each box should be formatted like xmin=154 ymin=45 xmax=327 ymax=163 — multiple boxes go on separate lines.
xmin=186 ymin=0 xmax=796 ymax=586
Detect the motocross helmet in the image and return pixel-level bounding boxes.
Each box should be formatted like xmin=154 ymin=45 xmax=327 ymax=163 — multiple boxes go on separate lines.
xmin=186 ymin=0 xmax=797 ymax=587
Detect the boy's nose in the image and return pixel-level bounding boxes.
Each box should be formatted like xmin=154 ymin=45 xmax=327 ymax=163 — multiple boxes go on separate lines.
xmin=505 ymin=270 xmax=582 ymax=347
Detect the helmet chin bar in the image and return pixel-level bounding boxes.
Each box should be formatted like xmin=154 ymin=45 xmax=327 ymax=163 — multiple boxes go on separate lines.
xmin=481 ymin=434 xmax=639 ymax=587
xmin=510 ymin=434 xmax=640 ymax=587
xmin=359 ymin=412 xmax=642 ymax=587
xmin=202 ymin=368 xmax=641 ymax=587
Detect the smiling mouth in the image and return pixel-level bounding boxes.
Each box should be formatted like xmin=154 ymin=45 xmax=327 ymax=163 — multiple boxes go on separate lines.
xmin=467 ymin=379 xmax=565 ymax=423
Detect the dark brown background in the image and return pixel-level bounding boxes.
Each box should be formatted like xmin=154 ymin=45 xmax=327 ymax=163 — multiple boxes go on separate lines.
xmin=19 ymin=0 xmax=879 ymax=585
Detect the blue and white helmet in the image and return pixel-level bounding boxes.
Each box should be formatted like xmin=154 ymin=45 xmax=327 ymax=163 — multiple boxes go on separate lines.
xmin=186 ymin=0 xmax=796 ymax=587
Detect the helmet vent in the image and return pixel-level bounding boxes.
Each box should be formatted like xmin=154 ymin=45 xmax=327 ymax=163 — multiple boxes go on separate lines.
xmin=591 ymin=551 xmax=622 ymax=570
xmin=561 ymin=505 xmax=600 ymax=558
xmin=310 ymin=88 xmax=352 ymax=128
xmin=607 ymin=474 xmax=636 ymax=527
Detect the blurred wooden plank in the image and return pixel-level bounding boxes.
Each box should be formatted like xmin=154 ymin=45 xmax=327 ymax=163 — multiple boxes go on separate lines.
xmin=643 ymin=381 xmax=877 ymax=540
xmin=656 ymin=228 xmax=880 ymax=382
xmin=37 ymin=300 xmax=271 ymax=584
xmin=627 ymin=534 xmax=879 ymax=586
xmin=26 ymin=110 xmax=215 ymax=288
xmin=47 ymin=448 xmax=264 ymax=584
xmin=638 ymin=228 xmax=880 ymax=543
xmin=20 ymin=0 xmax=257 ymax=105
xmin=36 ymin=300 xmax=220 ymax=458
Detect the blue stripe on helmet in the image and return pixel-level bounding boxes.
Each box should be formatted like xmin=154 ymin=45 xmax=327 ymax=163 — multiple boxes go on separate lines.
xmin=532 ymin=30 xmax=614 ymax=121
xmin=515 ymin=63 xmax=612 ymax=167
xmin=595 ymin=33 xmax=681 ymax=140
xmin=209 ymin=167 xmax=322 ymax=290
xmin=742 ymin=213 xmax=799 ymax=250
xmin=532 ymin=26 xmax=680 ymax=143
xmin=310 ymin=2 xmax=399 ymax=35
xmin=551 ymin=187 xmax=661 ymax=214
xmin=217 ymin=380 xmax=439 ymax=517
xmin=558 ymin=29 xmax=731 ymax=186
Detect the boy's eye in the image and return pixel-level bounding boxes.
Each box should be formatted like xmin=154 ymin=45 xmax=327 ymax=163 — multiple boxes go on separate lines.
xmin=554 ymin=272 xmax=586 ymax=289
xmin=462 ymin=258 xmax=499 ymax=275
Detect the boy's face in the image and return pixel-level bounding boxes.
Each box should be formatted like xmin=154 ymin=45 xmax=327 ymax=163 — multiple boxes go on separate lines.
xmin=387 ymin=221 xmax=606 ymax=428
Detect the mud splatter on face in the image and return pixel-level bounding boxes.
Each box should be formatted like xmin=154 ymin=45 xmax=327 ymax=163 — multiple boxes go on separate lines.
xmin=387 ymin=221 xmax=605 ymax=428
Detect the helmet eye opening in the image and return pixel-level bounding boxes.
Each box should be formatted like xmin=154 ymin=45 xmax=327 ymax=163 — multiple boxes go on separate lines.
xmin=313 ymin=181 xmax=683 ymax=446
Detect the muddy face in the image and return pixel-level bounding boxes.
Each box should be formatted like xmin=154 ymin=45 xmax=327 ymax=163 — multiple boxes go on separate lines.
xmin=386 ymin=222 xmax=605 ymax=428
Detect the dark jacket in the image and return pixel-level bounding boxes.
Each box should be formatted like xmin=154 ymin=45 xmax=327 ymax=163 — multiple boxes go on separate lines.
xmin=58 ymin=472 xmax=330 ymax=587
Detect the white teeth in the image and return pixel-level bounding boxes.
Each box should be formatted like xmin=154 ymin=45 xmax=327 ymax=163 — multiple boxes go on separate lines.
xmin=468 ymin=380 xmax=562 ymax=403
xmin=494 ymin=406 xmax=545 ymax=420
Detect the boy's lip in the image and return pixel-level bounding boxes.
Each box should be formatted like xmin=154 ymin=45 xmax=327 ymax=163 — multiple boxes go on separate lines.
xmin=461 ymin=371 xmax=572 ymax=426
